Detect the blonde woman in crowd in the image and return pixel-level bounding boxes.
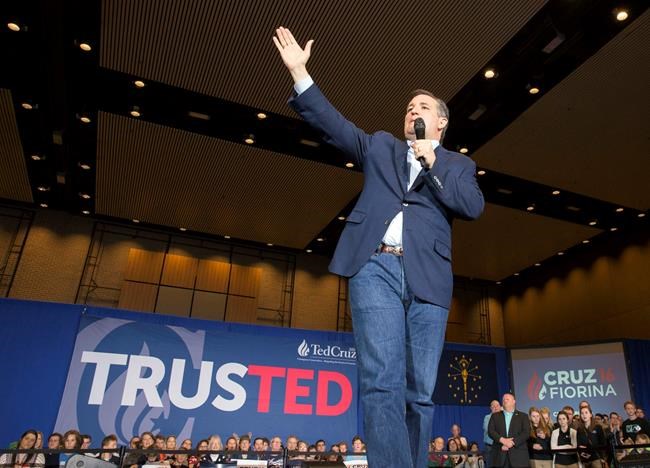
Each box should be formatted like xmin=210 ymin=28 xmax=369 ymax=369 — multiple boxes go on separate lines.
xmin=528 ymin=407 xmax=552 ymax=468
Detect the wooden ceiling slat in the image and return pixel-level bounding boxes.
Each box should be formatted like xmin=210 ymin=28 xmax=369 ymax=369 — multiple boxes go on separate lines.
xmin=0 ymin=89 xmax=33 ymax=203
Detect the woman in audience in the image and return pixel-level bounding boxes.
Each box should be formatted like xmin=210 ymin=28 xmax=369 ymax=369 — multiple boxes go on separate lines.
xmin=551 ymin=411 xmax=579 ymax=468
xmin=58 ymin=430 xmax=83 ymax=467
xmin=181 ymin=439 xmax=192 ymax=451
xmin=462 ymin=441 xmax=484 ymax=468
xmin=187 ymin=440 xmax=208 ymax=468
xmin=203 ymin=435 xmax=227 ymax=464
xmin=345 ymin=436 xmax=367 ymax=461
xmin=136 ymin=432 xmax=158 ymax=467
xmin=528 ymin=406 xmax=552 ymax=468
xmin=447 ymin=438 xmax=465 ymax=467
xmin=635 ymin=433 xmax=650 ymax=453
xmin=0 ymin=429 xmax=45 ymax=467
xmin=577 ymin=405 xmax=605 ymax=468
xmin=617 ymin=438 xmax=635 ymax=462
xmin=540 ymin=407 xmax=552 ymax=429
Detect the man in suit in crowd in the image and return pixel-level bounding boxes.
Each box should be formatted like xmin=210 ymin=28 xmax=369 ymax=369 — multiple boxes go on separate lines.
xmin=488 ymin=393 xmax=530 ymax=468
xmin=273 ymin=26 xmax=484 ymax=468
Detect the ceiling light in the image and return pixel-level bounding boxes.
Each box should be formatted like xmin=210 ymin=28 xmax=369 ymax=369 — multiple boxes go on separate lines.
xmin=459 ymin=147 xmax=469 ymax=154
xmin=526 ymin=205 xmax=535 ymax=211
xmin=267 ymin=243 xmax=274 ymax=247
xmin=345 ymin=162 xmax=354 ymax=168
xmin=300 ymin=139 xmax=320 ymax=147
xmin=79 ymin=42 xmax=92 ymax=52
xmin=81 ymin=210 xmax=90 ymax=215
xmin=582 ymin=239 xmax=590 ymax=244
xmin=224 ymin=235 xmax=231 ymax=239
xmin=256 ymin=112 xmax=267 ymax=120
xmin=21 ymin=102 xmax=33 ymax=110
xmin=615 ymin=10 xmax=629 ymax=21
xmin=39 ymin=203 xmax=48 ymax=208
xmin=31 ymin=154 xmax=43 ymax=161
xmin=528 ymin=86 xmax=540 ymax=95
xmin=557 ymin=251 xmax=564 ymax=256
xmin=188 ymin=111 xmax=210 ymax=120
xmin=79 ymin=192 xmax=91 ymax=199
xmin=566 ymin=205 xmax=580 ymax=211
xmin=496 ymin=281 xmax=501 ymax=285
xmin=552 ymin=190 xmax=561 ymax=195
xmin=638 ymin=213 xmax=646 ymax=218
xmin=615 ymin=207 xmax=624 ymax=213
xmin=132 ymin=219 xmax=140 ymax=223
xmin=134 ymin=80 xmax=145 ymax=88
xmin=497 ymin=188 xmax=512 ymax=195
xmin=130 ymin=107 xmax=141 ymax=118
xmin=244 ymin=135 xmax=255 ymax=144
xmin=337 ymin=216 xmax=346 ymax=221
xmin=477 ymin=170 xmax=486 ymax=176
xmin=588 ymin=220 xmax=597 ymax=226
xmin=78 ymin=162 xmax=91 ymax=170
xmin=179 ymin=227 xmax=187 ymax=231
xmin=37 ymin=185 xmax=49 ymax=192
xmin=7 ymin=22 xmax=21 ymax=32
xmin=513 ymin=272 xmax=520 ymax=276
xmin=610 ymin=227 xmax=618 ymax=232
xmin=534 ymin=263 xmax=541 ymax=267
xmin=484 ymin=69 xmax=496 ymax=79
xmin=306 ymin=249 xmax=312 ymax=253
xmin=316 ymin=237 xmax=324 ymax=242
xmin=80 ymin=115 xmax=91 ymax=124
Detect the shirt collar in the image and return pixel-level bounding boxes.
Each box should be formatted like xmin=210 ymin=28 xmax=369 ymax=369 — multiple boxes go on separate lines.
xmin=407 ymin=139 xmax=440 ymax=149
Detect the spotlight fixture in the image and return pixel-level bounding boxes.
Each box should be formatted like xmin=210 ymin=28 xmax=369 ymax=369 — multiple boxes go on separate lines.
xmin=526 ymin=205 xmax=535 ymax=212
xmin=588 ymin=220 xmax=597 ymax=226
xmin=37 ymin=185 xmax=49 ymax=192
xmin=256 ymin=112 xmax=267 ymax=120
xmin=21 ymin=102 xmax=34 ymax=110
xmin=79 ymin=42 xmax=92 ymax=52
xmin=79 ymin=115 xmax=91 ymax=124
xmin=306 ymin=249 xmax=312 ymax=253
xmin=528 ymin=86 xmax=540 ymax=95
xmin=534 ymin=263 xmax=541 ymax=267
xmin=552 ymin=190 xmax=561 ymax=195
xmin=610 ymin=227 xmax=618 ymax=232
xmin=557 ymin=251 xmax=565 ymax=256
xmin=31 ymin=154 xmax=43 ymax=161
xmin=134 ymin=80 xmax=145 ymax=88
xmin=179 ymin=227 xmax=187 ymax=231
xmin=496 ymin=281 xmax=502 ymax=285
xmin=267 ymin=243 xmax=274 ymax=247
xmin=616 ymin=207 xmax=624 ymax=213
xmin=78 ymin=162 xmax=91 ymax=170
xmin=513 ymin=272 xmax=520 ymax=276
xmin=582 ymin=239 xmax=590 ymax=244
xmin=484 ymin=69 xmax=496 ymax=79
xmin=79 ymin=192 xmax=91 ymax=199
xmin=7 ymin=22 xmax=21 ymax=32
xmin=130 ymin=107 xmax=141 ymax=118
xmin=345 ymin=162 xmax=354 ymax=168
xmin=244 ymin=135 xmax=255 ymax=144
xmin=459 ymin=147 xmax=469 ymax=154
xmin=337 ymin=216 xmax=346 ymax=221
xmin=39 ymin=203 xmax=48 ymax=208
xmin=615 ymin=10 xmax=629 ymax=21
xmin=477 ymin=170 xmax=486 ymax=176
xmin=81 ymin=210 xmax=90 ymax=215
xmin=316 ymin=237 xmax=324 ymax=242
xmin=639 ymin=213 xmax=646 ymax=218
xmin=132 ymin=219 xmax=140 ymax=223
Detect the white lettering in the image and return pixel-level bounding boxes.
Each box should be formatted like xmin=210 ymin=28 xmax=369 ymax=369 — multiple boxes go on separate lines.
xmin=212 ymin=362 xmax=247 ymax=412
xmin=169 ymin=359 xmax=214 ymax=410
xmin=121 ymin=355 xmax=165 ymax=407
xmin=81 ymin=351 xmax=128 ymax=405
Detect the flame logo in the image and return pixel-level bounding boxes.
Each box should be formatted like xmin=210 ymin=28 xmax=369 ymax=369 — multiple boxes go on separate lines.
xmin=527 ymin=371 xmax=544 ymax=401
xmin=297 ymin=339 xmax=310 ymax=357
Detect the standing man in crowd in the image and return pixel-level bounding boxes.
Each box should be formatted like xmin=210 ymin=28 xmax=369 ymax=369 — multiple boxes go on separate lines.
xmin=484 ymin=399 xmax=502 ymax=466
xmin=273 ymin=26 xmax=484 ymax=468
xmin=488 ymin=393 xmax=530 ymax=468
xmin=622 ymin=400 xmax=650 ymax=441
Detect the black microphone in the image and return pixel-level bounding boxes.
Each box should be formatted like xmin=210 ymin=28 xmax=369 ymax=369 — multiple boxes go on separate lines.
xmin=414 ymin=117 xmax=427 ymax=167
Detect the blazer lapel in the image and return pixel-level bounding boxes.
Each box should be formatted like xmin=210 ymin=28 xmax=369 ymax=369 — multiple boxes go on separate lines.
xmin=408 ymin=145 xmax=445 ymax=193
xmin=393 ymin=140 xmax=409 ymax=195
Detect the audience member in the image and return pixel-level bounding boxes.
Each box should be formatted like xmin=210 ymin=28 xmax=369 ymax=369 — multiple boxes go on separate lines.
xmin=487 ymin=393 xmax=530 ymax=468
xmin=576 ymin=405 xmax=605 ymax=468
xmin=528 ymin=407 xmax=552 ymax=468
xmin=551 ymin=411 xmax=578 ymax=468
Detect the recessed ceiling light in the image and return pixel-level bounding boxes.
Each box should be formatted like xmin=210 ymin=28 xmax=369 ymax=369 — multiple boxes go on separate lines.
xmin=615 ymin=207 xmax=624 ymax=213
xmin=557 ymin=251 xmax=564 ymax=256
xmin=79 ymin=192 xmax=91 ymax=199
xmin=534 ymin=263 xmax=541 ymax=267
xmin=132 ymin=219 xmax=140 ymax=223
xmin=244 ymin=136 xmax=255 ymax=144
xmin=31 ymin=154 xmax=43 ymax=161
xmin=638 ymin=213 xmax=646 ymax=218
xmin=459 ymin=147 xmax=469 ymax=154
xmin=306 ymin=249 xmax=312 ymax=253
xmin=78 ymin=162 xmax=91 ymax=170
xmin=526 ymin=205 xmax=535 ymax=211
xmin=130 ymin=108 xmax=141 ymax=118
xmin=223 ymin=235 xmax=231 ymax=239
xmin=7 ymin=22 xmax=21 ymax=32
xmin=552 ymin=190 xmax=561 ymax=195
xmin=528 ymin=86 xmax=540 ymax=95
xmin=80 ymin=115 xmax=91 ymax=124
xmin=497 ymin=188 xmax=513 ymax=195
xmin=81 ymin=210 xmax=90 ymax=215
xmin=582 ymin=239 xmax=590 ymax=244
xmin=588 ymin=220 xmax=597 ymax=226
xmin=134 ymin=80 xmax=145 ymax=88
xmin=316 ymin=237 xmax=324 ymax=242
xmin=39 ymin=203 xmax=48 ymax=208
xmin=610 ymin=227 xmax=618 ymax=232
xmin=256 ymin=112 xmax=267 ymax=120
xmin=477 ymin=170 xmax=486 ymax=176
xmin=345 ymin=162 xmax=354 ymax=168
xmin=337 ymin=216 xmax=346 ymax=221
xmin=179 ymin=227 xmax=187 ymax=231
xmin=496 ymin=281 xmax=501 ymax=285
xmin=513 ymin=272 xmax=520 ymax=276
xmin=484 ymin=69 xmax=496 ymax=79
xmin=267 ymin=243 xmax=274 ymax=247
xmin=79 ymin=42 xmax=92 ymax=52
xmin=21 ymin=102 xmax=33 ymax=110
xmin=615 ymin=10 xmax=629 ymax=21
xmin=300 ymin=139 xmax=320 ymax=147
xmin=37 ymin=185 xmax=49 ymax=192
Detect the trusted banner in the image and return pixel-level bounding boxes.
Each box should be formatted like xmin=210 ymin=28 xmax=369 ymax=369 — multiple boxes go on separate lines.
xmin=54 ymin=315 xmax=358 ymax=445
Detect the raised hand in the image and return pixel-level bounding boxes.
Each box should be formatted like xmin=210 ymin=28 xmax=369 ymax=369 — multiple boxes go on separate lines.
xmin=272 ymin=26 xmax=313 ymax=83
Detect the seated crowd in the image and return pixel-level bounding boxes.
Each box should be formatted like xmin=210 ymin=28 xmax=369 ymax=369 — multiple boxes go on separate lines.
xmin=2 ymin=400 xmax=647 ymax=468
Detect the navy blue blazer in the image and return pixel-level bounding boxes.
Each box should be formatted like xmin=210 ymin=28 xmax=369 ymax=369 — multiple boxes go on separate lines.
xmin=289 ymin=84 xmax=484 ymax=308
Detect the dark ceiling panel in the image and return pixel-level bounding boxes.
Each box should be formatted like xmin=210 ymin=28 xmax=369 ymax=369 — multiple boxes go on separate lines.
xmin=0 ymin=89 xmax=32 ymax=203
xmin=474 ymin=10 xmax=650 ymax=211
xmin=96 ymin=112 xmax=363 ymax=249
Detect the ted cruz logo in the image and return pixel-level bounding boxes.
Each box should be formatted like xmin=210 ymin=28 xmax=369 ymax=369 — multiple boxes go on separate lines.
xmin=298 ymin=340 xmax=310 ymax=357
xmin=296 ymin=339 xmax=356 ymax=365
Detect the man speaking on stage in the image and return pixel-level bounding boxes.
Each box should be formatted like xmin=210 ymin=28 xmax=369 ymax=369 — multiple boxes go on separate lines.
xmin=273 ymin=27 xmax=485 ymax=468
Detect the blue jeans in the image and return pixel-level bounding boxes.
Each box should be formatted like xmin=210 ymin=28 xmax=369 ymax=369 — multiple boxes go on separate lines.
xmin=349 ymin=252 xmax=449 ymax=468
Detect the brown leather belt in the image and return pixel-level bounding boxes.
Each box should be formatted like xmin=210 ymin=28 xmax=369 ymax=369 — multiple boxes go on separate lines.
xmin=378 ymin=243 xmax=403 ymax=256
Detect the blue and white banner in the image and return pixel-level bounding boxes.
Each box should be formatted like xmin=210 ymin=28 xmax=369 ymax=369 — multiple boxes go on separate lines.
xmin=54 ymin=315 xmax=358 ymax=445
